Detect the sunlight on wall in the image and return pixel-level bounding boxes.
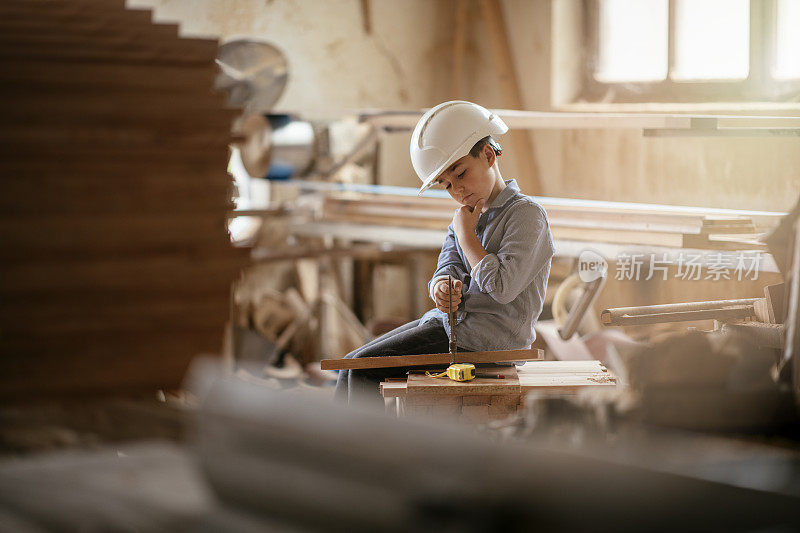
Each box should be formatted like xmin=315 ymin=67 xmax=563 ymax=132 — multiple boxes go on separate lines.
xmin=596 ymin=0 xmax=668 ymax=82
xmin=774 ymin=0 xmax=800 ymax=79
xmin=672 ymin=0 xmax=749 ymax=81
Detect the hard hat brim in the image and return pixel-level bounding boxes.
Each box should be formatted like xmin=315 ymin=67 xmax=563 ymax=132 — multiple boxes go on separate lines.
xmin=416 ymin=127 xmax=504 ymax=195
xmin=416 ymin=131 xmax=483 ymax=195
xmin=413 ymin=105 xmax=509 ymax=195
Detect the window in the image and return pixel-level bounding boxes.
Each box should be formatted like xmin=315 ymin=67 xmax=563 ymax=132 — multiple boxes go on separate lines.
xmin=583 ymin=0 xmax=800 ymax=103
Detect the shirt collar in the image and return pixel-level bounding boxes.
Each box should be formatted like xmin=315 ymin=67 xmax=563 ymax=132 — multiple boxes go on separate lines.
xmin=486 ymin=179 xmax=519 ymax=210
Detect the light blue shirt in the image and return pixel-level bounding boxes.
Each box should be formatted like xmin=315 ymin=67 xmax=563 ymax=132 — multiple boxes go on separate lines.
xmin=420 ymin=179 xmax=555 ymax=351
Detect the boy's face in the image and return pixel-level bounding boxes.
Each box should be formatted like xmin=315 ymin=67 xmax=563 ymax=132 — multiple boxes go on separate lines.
xmin=434 ymin=145 xmax=494 ymax=208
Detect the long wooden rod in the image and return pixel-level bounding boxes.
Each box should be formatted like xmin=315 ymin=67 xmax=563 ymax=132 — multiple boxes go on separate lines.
xmin=601 ymin=298 xmax=759 ymax=326
xmin=321 ymin=348 xmax=543 ymax=370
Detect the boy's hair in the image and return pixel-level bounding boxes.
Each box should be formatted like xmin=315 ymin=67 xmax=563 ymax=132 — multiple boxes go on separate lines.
xmin=469 ymin=135 xmax=502 ymax=158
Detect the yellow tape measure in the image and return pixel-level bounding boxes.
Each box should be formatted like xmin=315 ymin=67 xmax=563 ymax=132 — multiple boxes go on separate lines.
xmin=425 ymin=363 xmax=476 ymax=382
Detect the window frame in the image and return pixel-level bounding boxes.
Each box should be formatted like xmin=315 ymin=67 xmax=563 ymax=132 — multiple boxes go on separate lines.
xmin=581 ymin=0 xmax=800 ymax=103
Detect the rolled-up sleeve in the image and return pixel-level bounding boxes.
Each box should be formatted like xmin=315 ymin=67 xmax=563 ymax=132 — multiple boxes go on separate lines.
xmin=428 ymin=224 xmax=468 ymax=301
xmin=471 ymin=204 xmax=554 ymax=305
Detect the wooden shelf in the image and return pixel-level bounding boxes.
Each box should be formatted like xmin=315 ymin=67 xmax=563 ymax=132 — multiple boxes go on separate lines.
xmin=357 ymin=108 xmax=800 ymax=136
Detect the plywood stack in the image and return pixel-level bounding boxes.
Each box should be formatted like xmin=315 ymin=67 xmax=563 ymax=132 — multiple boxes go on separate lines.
xmin=0 ymin=0 xmax=247 ymax=397
xmin=320 ymin=191 xmax=782 ymax=251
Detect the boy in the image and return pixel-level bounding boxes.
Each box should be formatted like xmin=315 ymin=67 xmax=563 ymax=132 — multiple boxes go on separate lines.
xmin=334 ymin=100 xmax=554 ymax=407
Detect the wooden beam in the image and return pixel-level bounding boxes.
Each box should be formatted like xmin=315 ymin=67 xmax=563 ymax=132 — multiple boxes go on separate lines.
xmin=479 ymin=0 xmax=543 ymax=195
xmin=360 ymin=0 xmax=372 ymax=34
xmin=321 ymin=348 xmax=543 ymax=370
xmin=359 ymin=109 xmax=800 ymax=133
xmin=452 ymin=0 xmax=467 ymax=98
xmin=601 ymin=299 xmax=759 ymax=326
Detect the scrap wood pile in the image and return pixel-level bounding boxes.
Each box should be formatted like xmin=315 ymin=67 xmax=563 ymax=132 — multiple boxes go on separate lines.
xmin=0 ymin=0 xmax=247 ymax=397
xmin=231 ymin=260 xmax=371 ymax=386
xmin=319 ymin=191 xmax=784 ymax=251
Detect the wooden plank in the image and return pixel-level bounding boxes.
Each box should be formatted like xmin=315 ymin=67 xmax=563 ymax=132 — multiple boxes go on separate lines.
xmin=516 ymin=360 xmax=607 ymax=374
xmin=0 ymin=253 xmax=245 ymax=292
xmin=0 ymin=213 xmax=236 ymax=256
xmin=324 ymin=197 xmax=765 ymax=238
xmin=0 ymin=60 xmax=220 ymax=92
xmin=322 ymin=212 xmax=450 ymax=231
xmin=320 ymin=348 xmax=543 ymax=370
xmin=552 ymin=226 xmax=685 ymax=248
xmin=0 ymin=291 xmax=232 ymax=334
xmin=1 ymin=93 xmax=235 ymax=125
xmin=361 ymin=109 xmax=800 ymax=132
xmin=519 ymin=373 xmax=617 ymax=392
xmin=0 ymin=330 xmax=223 ymax=398
xmin=682 ymin=234 xmax=768 ymax=251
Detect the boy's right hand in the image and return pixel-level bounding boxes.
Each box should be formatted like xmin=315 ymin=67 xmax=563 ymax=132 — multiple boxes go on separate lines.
xmin=433 ymin=278 xmax=463 ymax=313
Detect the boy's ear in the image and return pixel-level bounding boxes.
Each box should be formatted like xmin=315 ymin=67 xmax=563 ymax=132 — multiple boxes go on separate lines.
xmin=483 ymin=143 xmax=496 ymax=166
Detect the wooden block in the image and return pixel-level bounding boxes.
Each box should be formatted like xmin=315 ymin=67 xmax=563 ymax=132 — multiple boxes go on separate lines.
xmin=488 ymin=403 xmax=519 ymax=417
xmin=404 ymin=395 xmax=461 ymax=407
xmin=403 ymin=405 xmax=431 ymax=418
xmin=380 ymin=382 xmax=406 ymax=399
xmin=460 ymin=405 xmax=490 ymax=424
xmin=722 ymin=322 xmax=785 ymax=349
xmin=490 ymin=394 xmax=521 ymax=407
xmin=428 ymin=403 xmax=462 ymax=418
xmin=754 ymin=298 xmax=772 ymax=323
xmin=765 ymin=283 xmax=786 ymax=324
xmin=462 ymin=395 xmax=491 ymax=406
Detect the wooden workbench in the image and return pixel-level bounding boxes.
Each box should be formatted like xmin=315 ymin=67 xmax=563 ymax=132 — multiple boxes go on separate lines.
xmin=381 ymin=360 xmax=617 ymax=424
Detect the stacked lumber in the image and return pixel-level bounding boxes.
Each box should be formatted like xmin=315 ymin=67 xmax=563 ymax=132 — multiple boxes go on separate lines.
xmin=0 ymin=0 xmax=247 ymax=397
xmin=319 ymin=191 xmax=782 ymax=251
xmin=516 ymin=360 xmax=616 ymax=394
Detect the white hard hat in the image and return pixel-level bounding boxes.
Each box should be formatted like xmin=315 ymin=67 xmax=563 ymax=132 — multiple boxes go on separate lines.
xmin=410 ymin=100 xmax=508 ymax=195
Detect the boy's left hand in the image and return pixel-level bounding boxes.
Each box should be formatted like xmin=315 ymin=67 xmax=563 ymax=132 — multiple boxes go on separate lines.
xmin=453 ymin=198 xmax=485 ymax=241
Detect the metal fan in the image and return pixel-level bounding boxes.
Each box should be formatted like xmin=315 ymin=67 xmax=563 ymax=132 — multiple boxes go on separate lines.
xmin=215 ymin=38 xmax=288 ymax=114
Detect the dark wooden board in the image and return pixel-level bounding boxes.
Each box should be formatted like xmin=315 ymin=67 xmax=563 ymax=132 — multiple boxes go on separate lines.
xmin=321 ymin=349 xmax=543 ymax=370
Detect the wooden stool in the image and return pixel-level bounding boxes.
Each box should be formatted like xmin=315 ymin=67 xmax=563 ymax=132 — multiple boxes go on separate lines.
xmin=381 ymin=360 xmax=617 ymax=424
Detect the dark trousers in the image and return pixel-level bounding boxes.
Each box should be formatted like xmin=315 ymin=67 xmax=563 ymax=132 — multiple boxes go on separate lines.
xmin=334 ymin=319 xmax=467 ymax=409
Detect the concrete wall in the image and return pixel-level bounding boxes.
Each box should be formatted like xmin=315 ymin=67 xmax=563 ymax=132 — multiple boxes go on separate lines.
xmin=128 ymin=0 xmax=454 ymax=115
